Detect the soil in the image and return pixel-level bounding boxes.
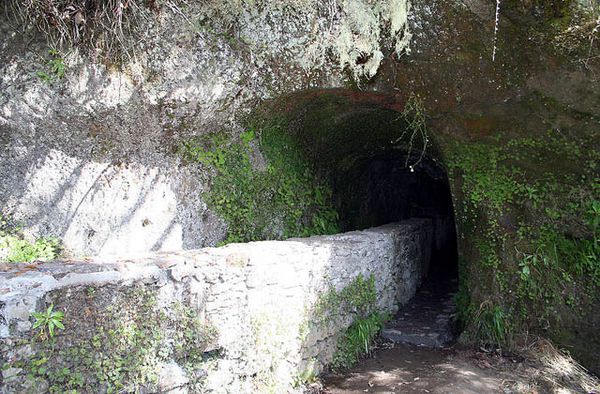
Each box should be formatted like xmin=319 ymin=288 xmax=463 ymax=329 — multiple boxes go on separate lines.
xmin=322 ymin=342 xmax=526 ymax=394
xmin=320 ymin=278 xmax=600 ymax=394
xmin=320 ymin=276 xmax=520 ymax=394
xmin=320 ymin=340 xmax=600 ymax=394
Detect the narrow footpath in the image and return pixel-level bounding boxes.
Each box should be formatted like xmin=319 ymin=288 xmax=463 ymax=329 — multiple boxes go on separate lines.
xmin=321 ymin=279 xmax=600 ymax=394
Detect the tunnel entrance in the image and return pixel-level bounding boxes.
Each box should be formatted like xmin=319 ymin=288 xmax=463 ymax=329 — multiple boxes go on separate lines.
xmin=264 ymin=89 xmax=461 ymax=346
xmin=332 ymin=153 xmax=458 ymax=281
xmin=272 ymin=90 xmax=459 ymax=284
xmin=331 ymin=147 xmax=460 ymax=348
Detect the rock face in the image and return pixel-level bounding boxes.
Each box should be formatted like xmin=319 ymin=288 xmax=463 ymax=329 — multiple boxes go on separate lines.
xmin=0 ymin=220 xmax=433 ymax=393
xmin=0 ymin=0 xmax=411 ymax=256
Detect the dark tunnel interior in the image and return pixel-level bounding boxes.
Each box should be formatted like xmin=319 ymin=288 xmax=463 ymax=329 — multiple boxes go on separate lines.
xmin=331 ymin=152 xmax=459 ymax=280
xmin=281 ymin=93 xmax=459 ymax=282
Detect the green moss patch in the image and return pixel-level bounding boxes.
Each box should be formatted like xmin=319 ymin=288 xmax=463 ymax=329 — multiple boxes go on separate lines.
xmin=447 ymin=130 xmax=599 ymax=349
xmin=309 ymin=274 xmax=390 ymax=371
xmin=5 ymin=285 xmax=218 ymax=393
xmin=179 ymin=120 xmax=339 ymax=244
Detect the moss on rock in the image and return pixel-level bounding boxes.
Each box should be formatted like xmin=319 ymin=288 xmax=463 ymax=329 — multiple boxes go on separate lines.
xmin=250 ymin=85 xmax=600 ymax=373
xmin=179 ymin=119 xmax=340 ymax=244
xmin=3 ymin=284 xmax=218 ymax=393
xmin=445 ymin=129 xmax=599 ymax=368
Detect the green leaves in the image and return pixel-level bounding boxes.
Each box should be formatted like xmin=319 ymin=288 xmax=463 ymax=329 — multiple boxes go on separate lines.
xmin=0 ymin=217 xmax=61 ymax=263
xmin=240 ymin=128 xmax=255 ymax=145
xmin=331 ymin=312 xmax=390 ymax=370
xmin=179 ymin=122 xmax=340 ymax=244
xmin=31 ymin=304 xmax=66 ymax=340
xmin=36 ymin=49 xmax=66 ymax=84
xmin=475 ymin=302 xmax=510 ymax=347
xmin=1 ymin=235 xmax=60 ymax=263
xmin=448 ymin=132 xmax=599 ymax=347
xmin=586 ymin=196 xmax=600 ymax=230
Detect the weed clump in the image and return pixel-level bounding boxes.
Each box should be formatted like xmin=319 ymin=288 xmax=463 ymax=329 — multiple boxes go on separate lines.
xmin=311 ymin=274 xmax=390 ymax=371
xmin=0 ymin=215 xmax=61 ymax=263
xmin=331 ymin=312 xmax=389 ymax=370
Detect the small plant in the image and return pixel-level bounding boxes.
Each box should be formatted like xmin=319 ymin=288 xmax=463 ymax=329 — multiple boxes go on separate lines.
xmin=0 ymin=233 xmax=61 ymax=263
xmin=36 ymin=49 xmax=66 ymax=83
xmin=331 ymin=312 xmax=390 ymax=370
xmin=32 ymin=304 xmax=65 ymax=340
xmin=314 ymin=274 xmax=377 ymax=323
xmin=474 ymin=301 xmax=510 ymax=348
xmin=0 ymin=214 xmax=61 ymax=263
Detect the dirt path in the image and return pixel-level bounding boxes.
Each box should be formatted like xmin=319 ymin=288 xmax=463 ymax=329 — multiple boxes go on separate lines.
xmin=322 ymin=277 xmax=599 ymax=394
xmin=321 ymin=278 xmax=511 ymax=394
xmin=321 ymin=341 xmax=600 ymax=394
xmin=322 ymin=343 xmax=512 ymax=394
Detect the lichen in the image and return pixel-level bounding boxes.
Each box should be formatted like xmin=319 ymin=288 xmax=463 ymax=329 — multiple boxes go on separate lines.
xmin=249 ymin=311 xmax=298 ymax=393
xmin=319 ymin=0 xmax=412 ymax=80
xmin=200 ymin=0 xmax=411 ymax=81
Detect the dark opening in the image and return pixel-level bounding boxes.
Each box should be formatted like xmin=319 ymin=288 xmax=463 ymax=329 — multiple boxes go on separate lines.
xmin=333 ymin=152 xmax=458 ymax=280
xmin=271 ymin=89 xmax=462 ymax=345
xmin=280 ymin=92 xmax=459 ymax=283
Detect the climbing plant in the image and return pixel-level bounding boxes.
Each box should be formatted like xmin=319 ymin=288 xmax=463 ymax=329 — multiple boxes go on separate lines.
xmin=447 ymin=130 xmax=599 ymax=348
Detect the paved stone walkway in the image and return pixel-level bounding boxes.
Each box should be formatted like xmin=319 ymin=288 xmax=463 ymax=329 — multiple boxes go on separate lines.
xmin=381 ymin=278 xmax=458 ymax=348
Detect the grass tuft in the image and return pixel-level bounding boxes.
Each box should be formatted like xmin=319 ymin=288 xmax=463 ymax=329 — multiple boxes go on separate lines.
xmin=4 ymin=0 xmax=162 ymax=61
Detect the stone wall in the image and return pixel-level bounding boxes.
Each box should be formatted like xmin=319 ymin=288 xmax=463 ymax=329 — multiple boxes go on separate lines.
xmin=0 ymin=220 xmax=433 ymax=393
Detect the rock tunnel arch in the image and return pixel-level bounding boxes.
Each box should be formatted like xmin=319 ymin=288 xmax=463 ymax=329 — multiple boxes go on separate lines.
xmin=257 ymin=89 xmax=459 ymax=283
xmin=0 ymin=89 xmax=463 ymax=392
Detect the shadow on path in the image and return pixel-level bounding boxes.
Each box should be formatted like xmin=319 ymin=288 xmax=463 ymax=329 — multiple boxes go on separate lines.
xmin=322 ymin=343 xmax=505 ymax=394
xmin=381 ymin=278 xmax=458 ymax=349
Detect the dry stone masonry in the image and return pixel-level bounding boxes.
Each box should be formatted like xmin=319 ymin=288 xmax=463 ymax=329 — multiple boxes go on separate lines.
xmin=0 ymin=220 xmax=432 ymax=393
